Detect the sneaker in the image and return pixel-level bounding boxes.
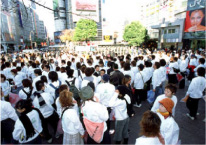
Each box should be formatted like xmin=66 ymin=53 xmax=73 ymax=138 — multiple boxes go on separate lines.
xmin=109 ymin=129 xmax=115 ymax=135
xmin=47 ymin=138 xmax=53 ymax=144
xmin=196 ymin=112 xmax=200 ymax=116
xmin=133 ymin=104 xmax=139 ymax=107
xmin=137 ymin=104 xmax=142 ymax=108
xmin=186 ymin=113 xmax=194 ymax=120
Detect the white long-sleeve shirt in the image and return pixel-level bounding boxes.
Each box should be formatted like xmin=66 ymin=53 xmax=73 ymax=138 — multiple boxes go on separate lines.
xmin=159 ymin=66 xmax=167 ymax=83
xmin=169 ymin=62 xmax=179 ymax=74
xmin=135 ymin=136 xmax=162 ymax=145
xmin=0 ymin=100 xmax=18 ymax=121
xmin=12 ymin=110 xmax=43 ymax=143
xmin=123 ymin=70 xmax=135 ymax=85
xmin=152 ymin=69 xmax=162 ymax=90
xmin=32 ymin=92 xmax=54 ymax=118
xmin=179 ymin=59 xmax=188 ymax=72
xmin=3 ymin=67 xmax=13 ymax=79
xmin=96 ymin=83 xmax=115 ymax=107
xmin=62 ymin=108 xmax=84 ymax=135
xmin=0 ymin=80 xmax=11 ymax=96
xmin=134 ymin=71 xmax=145 ymax=89
xmin=157 ymin=112 xmax=179 ymax=145
xmin=151 ymin=94 xmax=177 ymax=116
xmin=186 ymin=76 xmax=206 ymax=99
xmin=19 ymin=87 xmax=34 ymax=100
xmin=46 ymin=81 xmax=61 ymax=99
xmin=13 ymin=73 xmax=24 ymax=87
xmin=109 ymin=92 xmax=130 ymax=120
xmin=142 ymin=67 xmax=153 ymax=82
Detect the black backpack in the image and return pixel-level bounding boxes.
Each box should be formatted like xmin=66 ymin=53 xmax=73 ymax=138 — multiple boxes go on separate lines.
xmin=123 ymin=98 xmax=135 ymax=117
xmin=49 ymin=81 xmax=61 ymax=99
xmin=65 ymin=78 xmax=80 ymax=101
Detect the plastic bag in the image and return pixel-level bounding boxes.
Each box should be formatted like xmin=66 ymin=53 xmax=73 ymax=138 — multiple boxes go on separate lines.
xmin=9 ymin=93 xmax=21 ymax=107
xmin=147 ymin=90 xmax=155 ymax=104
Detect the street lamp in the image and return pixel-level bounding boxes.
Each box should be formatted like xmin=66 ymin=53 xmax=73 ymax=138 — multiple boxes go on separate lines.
xmin=30 ymin=31 xmax=34 ymax=49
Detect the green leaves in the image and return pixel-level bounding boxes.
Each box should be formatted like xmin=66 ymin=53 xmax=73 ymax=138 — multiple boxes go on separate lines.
xmin=123 ymin=21 xmax=146 ymax=46
xmin=74 ymin=19 xmax=97 ymax=42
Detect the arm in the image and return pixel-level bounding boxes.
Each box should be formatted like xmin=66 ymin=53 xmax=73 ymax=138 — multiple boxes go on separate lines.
xmin=186 ymin=79 xmax=195 ymax=96
xmin=70 ymin=111 xmax=85 ymax=135
xmin=108 ymin=92 xmax=123 ymax=107
xmin=12 ymin=120 xmax=24 ymax=141
xmin=5 ymin=102 xmax=18 ymax=121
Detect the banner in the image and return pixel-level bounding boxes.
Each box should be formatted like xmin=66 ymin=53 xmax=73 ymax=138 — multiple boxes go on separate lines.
xmin=53 ymin=0 xmax=59 ymax=18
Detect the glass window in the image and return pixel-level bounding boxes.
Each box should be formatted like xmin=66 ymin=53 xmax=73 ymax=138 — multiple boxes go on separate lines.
xmin=164 ymin=30 xmax=167 ymax=34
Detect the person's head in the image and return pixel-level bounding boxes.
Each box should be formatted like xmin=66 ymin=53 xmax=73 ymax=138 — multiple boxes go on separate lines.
xmin=122 ymin=75 xmax=131 ymax=86
xmin=95 ymin=65 xmax=100 ymax=72
xmin=43 ymin=65 xmax=50 ymax=72
xmin=123 ymin=62 xmax=131 ymax=71
xmin=60 ymin=67 xmax=66 ymax=73
xmin=159 ymin=98 xmax=174 ymax=114
xmin=113 ymin=63 xmax=119 ymax=70
xmin=160 ymin=59 xmax=166 ymax=67
xmin=79 ymin=86 xmax=94 ymax=101
xmin=67 ymin=69 xmax=74 ymax=78
xmin=101 ymin=74 xmax=110 ymax=83
xmin=199 ymin=58 xmax=205 ymax=64
xmin=11 ymin=69 xmax=18 ymax=76
xmin=56 ymin=66 xmax=60 ymax=72
xmin=41 ymin=75 xmax=48 ymax=84
xmin=36 ymin=80 xmax=45 ymax=91
xmin=164 ymin=84 xmax=177 ymax=97
xmin=12 ymin=62 xmax=17 ymax=67
xmin=15 ymin=99 xmax=33 ymax=113
xmin=131 ymin=60 xmax=136 ymax=67
xmin=5 ymin=62 xmax=11 ymax=67
xmin=48 ymin=71 xmax=58 ymax=82
xmin=85 ymin=67 xmax=93 ymax=77
xmin=138 ymin=64 xmax=144 ymax=71
xmin=1 ymin=74 xmax=6 ymax=82
xmin=22 ymin=79 xmax=32 ymax=89
xmin=76 ymin=62 xmax=81 ymax=69
xmin=100 ymin=69 xmax=105 ymax=76
xmin=197 ymin=67 xmax=205 ymax=77
xmin=189 ymin=9 xmax=205 ymax=27
xmin=153 ymin=62 xmax=160 ymax=69
xmin=140 ymin=110 xmax=161 ymax=137
xmin=59 ymin=90 xmax=74 ymax=108
xmin=34 ymin=69 xmax=42 ymax=76
xmin=59 ymin=84 xmax=69 ymax=93
xmin=61 ymin=60 xmax=66 ymax=65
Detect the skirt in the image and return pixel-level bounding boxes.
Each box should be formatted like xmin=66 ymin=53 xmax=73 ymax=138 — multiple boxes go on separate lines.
xmin=63 ymin=132 xmax=84 ymax=145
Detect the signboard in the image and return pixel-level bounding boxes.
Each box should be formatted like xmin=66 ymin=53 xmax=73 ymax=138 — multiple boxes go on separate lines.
xmin=184 ymin=0 xmax=206 ymax=39
xmin=103 ymin=35 xmax=112 ymax=42
xmin=72 ymin=0 xmax=99 ymax=22
xmin=54 ymin=31 xmax=62 ymax=44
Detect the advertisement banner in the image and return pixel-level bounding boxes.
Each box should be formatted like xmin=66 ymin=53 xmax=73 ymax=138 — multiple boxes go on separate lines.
xmin=54 ymin=31 xmax=62 ymax=44
xmin=53 ymin=0 xmax=59 ymax=18
xmin=187 ymin=0 xmax=205 ymax=11
xmin=72 ymin=0 xmax=99 ymax=22
xmin=103 ymin=35 xmax=112 ymax=42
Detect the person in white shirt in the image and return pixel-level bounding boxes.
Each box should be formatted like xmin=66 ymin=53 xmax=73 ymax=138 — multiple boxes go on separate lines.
xmin=194 ymin=58 xmax=205 ymax=76
xmin=186 ymin=67 xmax=206 ymax=120
xmin=168 ymin=57 xmax=179 ymax=84
xmin=80 ymin=86 xmax=111 ymax=144
xmin=81 ymin=67 xmax=98 ymax=89
xmin=42 ymin=64 xmax=50 ymax=82
xmin=122 ymin=62 xmax=135 ymax=85
xmin=156 ymin=98 xmax=179 ymax=145
xmin=11 ymin=69 xmax=24 ymax=94
xmin=109 ymin=88 xmax=131 ymax=144
xmin=3 ymin=62 xmax=13 ymax=80
xmin=13 ymin=99 xmax=44 ymax=144
xmin=179 ymin=55 xmax=189 ymax=89
xmin=59 ymin=90 xmax=84 ymax=145
xmin=143 ymin=61 xmax=153 ymax=91
xmin=134 ymin=64 xmax=145 ymax=107
xmin=33 ymin=80 xmax=59 ymax=142
xmin=1 ymin=89 xmax=18 ymax=144
xmin=16 ymin=67 xmax=27 ymax=79
xmin=19 ymin=79 xmax=34 ymax=100
xmin=152 ymin=62 xmax=164 ymax=99
xmin=0 ymin=74 xmax=11 ymax=101
xmin=159 ymin=59 xmax=167 ymax=91
xmin=151 ymin=84 xmax=177 ymax=116
xmin=131 ymin=60 xmax=139 ymax=75
xmin=32 ymin=69 xmax=42 ymax=91
xmin=135 ymin=111 xmax=163 ymax=145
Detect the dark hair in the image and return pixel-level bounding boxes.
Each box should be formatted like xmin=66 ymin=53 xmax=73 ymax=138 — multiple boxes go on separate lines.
xmin=197 ymin=67 xmax=205 ymax=77
xmin=31 ymin=62 xmax=36 ymax=68
xmin=12 ymin=62 xmax=17 ymax=67
xmin=199 ymin=58 xmax=205 ymax=64
xmin=95 ymin=65 xmax=99 ymax=69
xmin=43 ymin=64 xmax=50 ymax=70
xmin=67 ymin=61 xmax=71 ymax=67
xmin=41 ymin=75 xmax=48 ymax=84
xmin=15 ymin=99 xmax=32 ymax=110
xmin=140 ymin=110 xmax=161 ymax=137
xmin=36 ymin=80 xmax=44 ymax=91
xmin=122 ymin=75 xmax=131 ymax=85
xmin=59 ymin=84 xmax=68 ymax=93
xmin=67 ymin=69 xmax=74 ymax=78
xmin=76 ymin=62 xmax=81 ymax=69
xmin=165 ymin=84 xmax=177 ymax=94
xmin=124 ymin=62 xmax=131 ymax=71
xmin=138 ymin=64 xmax=144 ymax=71
xmin=34 ymin=69 xmax=42 ymax=76
xmin=56 ymin=66 xmax=60 ymax=71
xmin=85 ymin=67 xmax=93 ymax=77
xmin=11 ymin=69 xmax=18 ymax=74
xmin=113 ymin=63 xmax=118 ymax=69
xmin=189 ymin=9 xmax=205 ymax=26
xmin=5 ymin=62 xmax=11 ymax=67
xmin=131 ymin=61 xmax=136 ymax=67
xmin=154 ymin=62 xmax=160 ymax=69
xmin=1 ymin=74 xmax=6 ymax=81
xmin=160 ymin=59 xmax=166 ymax=66
xmin=16 ymin=66 xmax=21 ymax=72
xmin=100 ymin=69 xmax=105 ymax=73
xmin=22 ymin=79 xmax=32 ymax=89
xmin=61 ymin=67 xmax=66 ymax=73
xmin=59 ymin=90 xmax=74 ymax=108
xmin=48 ymin=71 xmax=58 ymax=82
xmin=61 ymin=60 xmax=66 ymax=64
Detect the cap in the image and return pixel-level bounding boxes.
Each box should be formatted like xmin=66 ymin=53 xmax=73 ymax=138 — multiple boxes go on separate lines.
xmin=102 ymin=74 xmax=110 ymax=82
xmin=159 ymin=98 xmax=174 ymax=113
xmin=79 ymin=86 xmax=94 ymax=101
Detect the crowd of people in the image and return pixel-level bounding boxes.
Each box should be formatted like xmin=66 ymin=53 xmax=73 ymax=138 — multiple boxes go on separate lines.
xmin=0 ymin=47 xmax=206 ymax=145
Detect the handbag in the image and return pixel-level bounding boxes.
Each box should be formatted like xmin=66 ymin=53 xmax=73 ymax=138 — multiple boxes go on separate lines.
xmin=139 ymin=72 xmax=147 ymax=90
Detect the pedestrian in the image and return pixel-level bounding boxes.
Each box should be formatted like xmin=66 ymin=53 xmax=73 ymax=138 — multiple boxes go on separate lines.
xmin=135 ymin=110 xmax=163 ymax=145
xmin=19 ymin=79 xmax=34 ymax=100
xmin=11 ymin=69 xmax=24 ymax=94
xmin=59 ymin=90 xmax=85 ymax=145
xmin=186 ymin=67 xmax=206 ymax=120
xmin=0 ymin=74 xmax=11 ymax=101
xmin=156 ymin=98 xmax=179 ymax=145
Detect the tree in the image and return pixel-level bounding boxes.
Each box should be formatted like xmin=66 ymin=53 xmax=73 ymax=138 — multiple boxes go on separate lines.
xmin=123 ymin=21 xmax=146 ymax=46
xmin=73 ymin=19 xmax=97 ymax=42
xmin=60 ymin=29 xmax=74 ymax=43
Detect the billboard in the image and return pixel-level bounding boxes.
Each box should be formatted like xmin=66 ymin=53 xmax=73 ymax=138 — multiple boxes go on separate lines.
xmin=72 ymin=0 xmax=99 ymax=22
xmin=184 ymin=0 xmax=206 ymax=39
xmin=53 ymin=0 xmax=59 ymax=18
xmin=54 ymin=31 xmax=62 ymax=44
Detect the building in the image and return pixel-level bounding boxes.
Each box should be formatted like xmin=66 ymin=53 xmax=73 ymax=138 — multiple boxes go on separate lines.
xmin=53 ymin=0 xmax=102 ymax=44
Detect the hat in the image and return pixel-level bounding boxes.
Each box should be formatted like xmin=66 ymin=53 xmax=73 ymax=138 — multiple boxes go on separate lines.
xmin=159 ymin=98 xmax=174 ymax=113
xmin=79 ymin=86 xmax=94 ymax=101
xmin=102 ymin=74 xmax=110 ymax=82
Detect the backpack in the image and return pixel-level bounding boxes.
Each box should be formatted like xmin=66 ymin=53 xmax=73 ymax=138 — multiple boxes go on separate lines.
xmin=50 ymin=81 xmax=61 ymax=99
xmin=22 ymin=88 xmax=33 ymax=99
xmin=123 ymin=98 xmax=135 ymax=117
xmin=65 ymin=78 xmax=80 ymax=101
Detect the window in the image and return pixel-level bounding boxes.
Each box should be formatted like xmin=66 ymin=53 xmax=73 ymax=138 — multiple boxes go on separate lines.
xmin=164 ymin=29 xmax=167 ymax=34
xmin=168 ymin=29 xmax=175 ymax=34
